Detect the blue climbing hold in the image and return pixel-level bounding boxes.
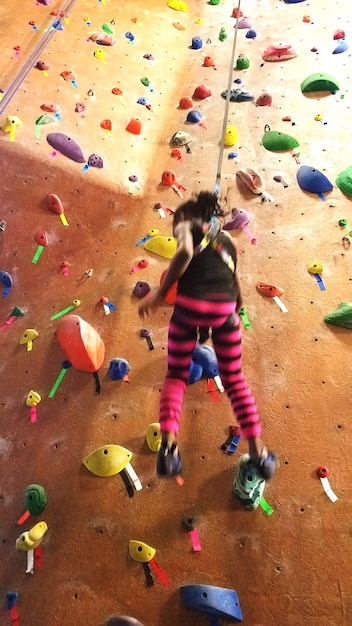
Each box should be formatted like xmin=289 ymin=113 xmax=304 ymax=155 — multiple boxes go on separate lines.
xmin=0 ymin=271 xmax=13 ymax=297
xmin=296 ymin=165 xmax=333 ymax=201
xmin=333 ymin=39 xmax=349 ymax=54
xmin=191 ymin=36 xmax=203 ymax=49
xmin=188 ymin=360 xmax=203 ymax=385
xmin=5 ymin=592 xmax=18 ymax=610
xmin=192 ymin=344 xmax=219 ymax=378
xmin=109 ymin=358 xmax=130 ymax=380
xmin=186 ymin=110 xmax=203 ymax=124
xmin=180 ymin=584 xmax=243 ymax=622
xmin=245 ymin=29 xmax=257 ymax=39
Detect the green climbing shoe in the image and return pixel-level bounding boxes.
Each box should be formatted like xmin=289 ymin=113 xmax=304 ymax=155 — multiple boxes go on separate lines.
xmin=233 ymin=454 xmax=265 ymax=511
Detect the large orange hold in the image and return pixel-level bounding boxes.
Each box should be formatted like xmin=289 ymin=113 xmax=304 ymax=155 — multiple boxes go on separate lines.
xmin=160 ymin=270 xmax=178 ymax=305
xmin=56 ymin=315 xmax=105 ymax=372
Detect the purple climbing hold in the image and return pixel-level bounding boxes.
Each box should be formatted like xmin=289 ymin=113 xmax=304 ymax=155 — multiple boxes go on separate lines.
xmin=88 ymin=154 xmax=104 ymax=168
xmin=107 ymin=617 xmax=144 ymax=626
xmin=223 ymin=208 xmax=250 ymax=230
xmin=46 ymin=132 xmax=86 ymax=163
xmin=133 ymin=281 xmax=151 ymax=298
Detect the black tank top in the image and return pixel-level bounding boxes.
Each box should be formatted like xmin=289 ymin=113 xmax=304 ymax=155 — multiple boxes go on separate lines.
xmin=177 ymin=231 xmax=238 ymax=302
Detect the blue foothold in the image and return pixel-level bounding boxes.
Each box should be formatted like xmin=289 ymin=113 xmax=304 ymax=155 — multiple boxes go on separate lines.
xmin=5 ymin=592 xmax=18 ymax=610
xmin=180 ymin=584 xmax=243 ymax=621
xmin=191 ymin=36 xmax=203 ymax=50
xmin=186 ymin=110 xmax=203 ymax=124
xmin=192 ymin=344 xmax=219 ymax=378
xmin=109 ymin=358 xmax=130 ymax=380
xmin=333 ymin=39 xmax=349 ymax=54
xmin=245 ymin=28 xmax=257 ymax=39
xmin=188 ymin=360 xmax=203 ymax=385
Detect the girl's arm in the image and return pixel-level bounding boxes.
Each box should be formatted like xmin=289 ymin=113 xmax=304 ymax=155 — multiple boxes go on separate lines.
xmin=139 ymin=221 xmax=193 ymax=317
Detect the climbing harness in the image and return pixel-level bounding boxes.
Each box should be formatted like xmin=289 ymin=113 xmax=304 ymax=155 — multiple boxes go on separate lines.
xmin=194 ymin=222 xmax=235 ymax=273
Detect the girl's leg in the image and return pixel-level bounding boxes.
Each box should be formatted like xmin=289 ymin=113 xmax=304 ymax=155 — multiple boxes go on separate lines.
xmin=157 ymin=310 xmax=197 ymax=476
xmin=212 ymin=313 xmax=277 ymax=478
xmin=211 ymin=314 xmax=265 ymax=455
xmin=159 ymin=311 xmax=198 ymax=437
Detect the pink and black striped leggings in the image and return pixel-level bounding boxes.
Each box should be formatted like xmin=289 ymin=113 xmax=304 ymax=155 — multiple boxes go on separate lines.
xmin=159 ymin=294 xmax=261 ymax=440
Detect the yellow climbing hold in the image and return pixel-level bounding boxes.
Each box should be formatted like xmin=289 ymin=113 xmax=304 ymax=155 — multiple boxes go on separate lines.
xmin=224 ymin=125 xmax=238 ymax=146
xmin=15 ymin=521 xmax=48 ymax=551
xmin=129 ymin=540 xmax=156 ymax=562
xmin=167 ymin=0 xmax=188 ymax=11
xmin=83 ymin=444 xmax=132 ymax=477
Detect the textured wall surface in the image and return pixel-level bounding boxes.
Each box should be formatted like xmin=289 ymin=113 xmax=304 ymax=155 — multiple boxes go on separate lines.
xmin=0 ymin=1 xmax=352 ymax=625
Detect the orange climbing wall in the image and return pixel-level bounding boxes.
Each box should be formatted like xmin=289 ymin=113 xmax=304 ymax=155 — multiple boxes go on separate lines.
xmin=1 ymin=1 xmax=352 ymax=625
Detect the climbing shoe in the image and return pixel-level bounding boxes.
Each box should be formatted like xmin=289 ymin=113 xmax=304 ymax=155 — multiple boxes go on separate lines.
xmin=157 ymin=442 xmax=182 ymax=477
xmin=255 ymin=449 xmax=278 ymax=480
xmin=221 ymin=88 xmax=254 ymax=102
xmin=233 ymin=454 xmax=265 ymax=510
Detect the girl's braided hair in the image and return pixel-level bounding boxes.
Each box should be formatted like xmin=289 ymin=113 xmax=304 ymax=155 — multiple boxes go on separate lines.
xmin=173 ymin=191 xmax=225 ymax=227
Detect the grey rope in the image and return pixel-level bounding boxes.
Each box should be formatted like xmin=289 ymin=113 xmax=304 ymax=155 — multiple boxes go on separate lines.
xmin=214 ymin=0 xmax=242 ymax=195
xmin=0 ymin=0 xmax=79 ymax=116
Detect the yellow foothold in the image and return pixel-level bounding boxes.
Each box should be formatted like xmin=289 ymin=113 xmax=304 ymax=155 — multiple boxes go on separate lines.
xmin=146 ymin=423 xmax=162 ymax=452
xmin=314 ymin=114 xmax=323 ymax=121
xmin=26 ymin=390 xmax=41 ymax=407
xmin=144 ymin=235 xmax=177 ymax=259
xmin=94 ymin=49 xmax=106 ymax=63
xmin=83 ymin=444 xmax=132 ymax=477
xmin=224 ymin=125 xmax=238 ymax=147
xmin=20 ymin=328 xmax=39 ymax=351
xmin=167 ymin=0 xmax=188 ymax=12
xmin=1 ymin=116 xmax=23 ymax=133
xmin=129 ymin=539 xmax=156 ymax=563
xmin=15 ymin=521 xmax=48 ymax=551
xmin=72 ymin=299 xmax=81 ymax=307
xmin=195 ymin=18 xmax=204 ymax=24
xmin=308 ymin=261 xmax=323 ymax=274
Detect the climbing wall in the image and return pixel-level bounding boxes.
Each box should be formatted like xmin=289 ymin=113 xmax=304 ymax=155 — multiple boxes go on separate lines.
xmin=1 ymin=0 xmax=352 ymax=625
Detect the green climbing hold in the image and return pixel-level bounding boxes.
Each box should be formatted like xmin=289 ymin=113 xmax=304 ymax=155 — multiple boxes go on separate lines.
xmin=219 ymin=27 xmax=227 ymax=42
xmin=25 ymin=484 xmax=48 ymax=516
xmin=301 ymin=72 xmax=340 ymax=93
xmin=35 ymin=114 xmax=55 ymax=126
xmin=262 ymin=130 xmax=299 ymax=152
xmin=236 ymin=55 xmax=250 ymax=70
xmin=102 ymin=23 xmax=114 ymax=34
xmin=336 ymin=166 xmax=352 ymax=197
xmin=209 ymin=0 xmax=220 ymax=4
xmin=324 ymin=302 xmax=352 ymax=330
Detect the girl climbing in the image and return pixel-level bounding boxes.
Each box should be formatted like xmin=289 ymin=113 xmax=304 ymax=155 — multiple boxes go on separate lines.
xmin=138 ymin=191 xmax=277 ymax=493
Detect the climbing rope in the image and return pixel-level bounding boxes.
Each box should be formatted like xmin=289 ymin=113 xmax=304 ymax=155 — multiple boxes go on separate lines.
xmin=214 ymin=0 xmax=242 ymax=195
xmin=0 ymin=0 xmax=79 ymax=116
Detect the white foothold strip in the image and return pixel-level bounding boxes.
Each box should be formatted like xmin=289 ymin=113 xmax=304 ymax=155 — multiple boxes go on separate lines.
xmin=320 ymin=476 xmax=338 ymax=503
xmin=273 ymin=296 xmax=288 ymax=313
xmin=214 ymin=375 xmax=224 ymax=393
xmin=125 ymin=462 xmax=142 ymax=491
xmin=26 ymin=550 xmax=34 ymax=574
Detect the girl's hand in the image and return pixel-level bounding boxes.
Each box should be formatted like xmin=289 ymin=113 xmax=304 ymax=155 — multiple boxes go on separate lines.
xmin=138 ymin=290 xmax=164 ymax=318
